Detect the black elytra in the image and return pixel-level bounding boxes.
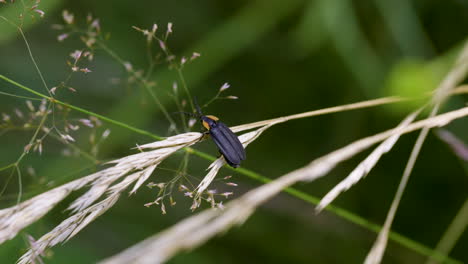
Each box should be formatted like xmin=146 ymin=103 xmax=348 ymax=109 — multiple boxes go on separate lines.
xmin=200 ymin=114 xmax=246 ymax=168
xmin=176 ymin=99 xmax=246 ymax=167
xmin=192 ymin=99 xmax=246 ymax=168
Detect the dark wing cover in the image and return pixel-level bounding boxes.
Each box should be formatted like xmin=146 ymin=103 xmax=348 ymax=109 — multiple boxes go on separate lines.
xmin=209 ymin=122 xmax=246 ymax=167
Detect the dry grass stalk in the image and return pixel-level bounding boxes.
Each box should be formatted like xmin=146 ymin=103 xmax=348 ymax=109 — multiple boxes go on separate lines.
xmin=229 ymin=86 xmax=468 ymax=135
xmin=193 ymin=123 xmax=276 ymax=208
xmin=425 ymin=198 xmax=468 ymax=264
xmin=230 ymin=97 xmax=402 ymax=133
xmin=4 ymin=117 xmax=276 ymax=263
xmin=365 ymin=41 xmax=468 ymax=264
xmin=99 ymin=106 xmax=468 ymax=264
xmin=0 ymin=132 xmax=201 ymax=263
xmin=2 ymin=84 xmax=466 ymax=263
xmin=436 ymin=129 xmax=468 ymax=161
xmin=315 ymin=110 xmax=421 ymax=213
xmin=0 ymin=172 xmax=101 ymax=244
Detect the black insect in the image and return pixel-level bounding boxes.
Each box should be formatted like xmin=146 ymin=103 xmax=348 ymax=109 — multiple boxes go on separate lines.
xmin=180 ymin=100 xmax=246 ymax=168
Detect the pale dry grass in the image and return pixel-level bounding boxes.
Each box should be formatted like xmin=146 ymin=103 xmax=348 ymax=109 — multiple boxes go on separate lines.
xmin=1 ymin=41 xmax=467 ymax=262
xmin=99 ymin=106 xmax=468 ymax=264
xmin=315 ymin=109 xmax=421 ymax=213
xmin=0 ymin=116 xmax=279 ymax=263
xmin=99 ymin=42 xmax=468 ymax=264
xmin=2 ymin=132 xmax=201 ymax=264
xmin=0 ymin=99 xmax=466 ymax=263
xmin=364 ymin=40 xmax=468 ymax=264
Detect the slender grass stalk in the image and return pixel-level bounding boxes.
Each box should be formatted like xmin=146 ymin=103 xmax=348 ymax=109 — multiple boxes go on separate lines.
xmin=0 ymin=91 xmax=42 ymax=101
xmin=316 ymin=110 xmax=422 ymax=213
xmin=96 ymin=41 xmax=179 ymax=133
xmin=0 ymin=75 xmax=163 ymax=141
xmin=1 ymin=3 xmax=465 ymax=262
xmin=426 ymin=198 xmax=468 ymax=264
xmin=0 ymin=163 xmax=16 ymax=171
xmin=365 ymin=40 xmax=468 ymax=264
xmin=1 ymin=74 xmax=467 ymax=262
xmin=100 ymin=106 xmax=468 ymax=264
xmin=0 ymin=16 xmax=52 ymax=97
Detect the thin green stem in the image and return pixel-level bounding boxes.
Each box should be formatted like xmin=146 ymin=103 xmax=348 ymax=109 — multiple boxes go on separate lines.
xmin=426 ymin=198 xmax=468 ymax=264
xmin=0 ymin=75 xmax=48 ymax=99
xmin=170 ymin=88 xmax=188 ymax=131
xmin=96 ymin=40 xmax=127 ymax=66
xmin=151 ymin=34 xmax=195 ymax=112
xmin=0 ymin=167 xmax=16 ymax=198
xmin=202 ymin=91 xmax=221 ymax=108
xmin=96 ymin=41 xmax=179 ymax=133
xmin=0 ymin=163 xmax=16 ymax=172
xmin=426 ymin=149 xmax=468 ymax=264
xmin=142 ymin=82 xmax=180 ymax=133
xmin=17 ymin=27 xmax=52 ymax=97
xmin=190 ymin=149 xmax=459 ymax=264
xmin=0 ymin=74 xmax=163 ymax=140
xmin=49 ymin=133 xmax=100 ymax=165
xmin=0 ymin=91 xmax=42 ymax=101
xmin=61 ymin=100 xmax=163 ymax=140
xmin=15 ymin=103 xmax=51 ymax=165
xmin=176 ymin=69 xmax=195 ymax=112
xmin=15 ymin=165 xmax=22 ymax=204
xmin=6 ymin=103 xmax=51 ymax=205
xmin=0 ymin=74 xmax=461 ymax=263
xmin=145 ymin=40 xmax=156 ymax=79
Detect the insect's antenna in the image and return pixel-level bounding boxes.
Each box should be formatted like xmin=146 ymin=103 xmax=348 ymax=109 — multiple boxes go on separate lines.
xmin=193 ymin=97 xmax=203 ymax=116
xmin=172 ymin=111 xmax=198 ymax=117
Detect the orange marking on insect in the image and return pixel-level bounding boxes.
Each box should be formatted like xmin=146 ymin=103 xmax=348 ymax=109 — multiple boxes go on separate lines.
xmin=202 ymin=120 xmax=211 ymax=130
xmin=205 ymin=115 xmax=219 ymax=121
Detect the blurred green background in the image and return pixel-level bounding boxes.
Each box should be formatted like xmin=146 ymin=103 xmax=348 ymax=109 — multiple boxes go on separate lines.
xmin=1 ymin=0 xmax=468 ymax=263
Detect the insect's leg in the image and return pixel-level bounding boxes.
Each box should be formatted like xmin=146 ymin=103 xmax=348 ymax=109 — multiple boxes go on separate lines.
xmin=196 ymin=131 xmax=210 ymax=143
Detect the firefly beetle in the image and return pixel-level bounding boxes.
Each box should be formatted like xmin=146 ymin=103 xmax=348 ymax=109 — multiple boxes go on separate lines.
xmin=181 ymin=99 xmax=246 ymax=168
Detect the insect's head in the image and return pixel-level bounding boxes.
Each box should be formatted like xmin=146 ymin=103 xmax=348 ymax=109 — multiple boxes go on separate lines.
xmin=201 ymin=115 xmax=219 ymax=130
xmin=193 ymin=97 xmax=219 ymax=130
xmin=174 ymin=98 xmax=219 ymax=131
